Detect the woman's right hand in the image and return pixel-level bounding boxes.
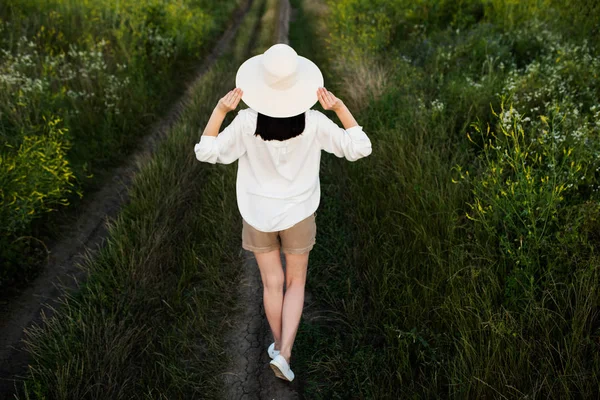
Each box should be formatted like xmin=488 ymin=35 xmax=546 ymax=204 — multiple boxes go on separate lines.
xmin=317 ymin=87 xmax=344 ymax=112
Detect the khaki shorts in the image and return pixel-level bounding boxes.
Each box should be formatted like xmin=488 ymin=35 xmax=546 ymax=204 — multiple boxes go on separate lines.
xmin=242 ymin=212 xmax=317 ymax=255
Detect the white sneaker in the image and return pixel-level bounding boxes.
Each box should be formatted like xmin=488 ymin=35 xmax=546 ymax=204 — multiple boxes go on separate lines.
xmin=268 ymin=342 xmax=280 ymax=359
xmin=270 ymin=354 xmax=295 ymax=382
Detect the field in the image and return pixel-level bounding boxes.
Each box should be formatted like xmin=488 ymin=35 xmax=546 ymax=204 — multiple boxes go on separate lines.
xmin=3 ymin=0 xmax=291 ymax=397
xmin=0 ymin=0 xmax=242 ymax=292
xmin=2 ymin=0 xmax=600 ymax=398
xmin=290 ymin=0 xmax=600 ymax=398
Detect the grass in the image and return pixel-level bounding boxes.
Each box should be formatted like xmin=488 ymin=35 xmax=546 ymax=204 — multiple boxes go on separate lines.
xmin=15 ymin=0 xmax=285 ymax=397
xmin=13 ymin=0 xmax=600 ymax=397
xmin=289 ymin=0 xmax=600 ymax=398
xmin=0 ymin=0 xmax=244 ymax=292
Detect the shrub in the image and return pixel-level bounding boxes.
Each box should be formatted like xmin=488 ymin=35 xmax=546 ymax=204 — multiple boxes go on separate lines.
xmin=0 ymin=0 xmax=239 ymax=290
xmin=455 ymin=98 xmax=600 ymax=310
xmin=0 ymin=115 xmax=81 ymax=288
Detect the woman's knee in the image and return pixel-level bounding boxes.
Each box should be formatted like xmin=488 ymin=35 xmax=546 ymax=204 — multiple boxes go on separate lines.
xmin=264 ymin=273 xmax=285 ymax=292
xmin=255 ymin=249 xmax=285 ymax=291
xmin=284 ymin=252 xmax=309 ymax=287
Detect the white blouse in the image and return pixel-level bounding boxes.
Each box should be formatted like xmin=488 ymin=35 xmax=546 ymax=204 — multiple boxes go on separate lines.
xmin=194 ymin=107 xmax=372 ymax=232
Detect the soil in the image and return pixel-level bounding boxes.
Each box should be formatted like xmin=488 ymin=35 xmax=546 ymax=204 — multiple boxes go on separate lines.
xmin=220 ymin=2 xmax=316 ymax=399
xmin=222 ymin=250 xmax=303 ymax=399
xmin=0 ymin=1 xmax=254 ymax=397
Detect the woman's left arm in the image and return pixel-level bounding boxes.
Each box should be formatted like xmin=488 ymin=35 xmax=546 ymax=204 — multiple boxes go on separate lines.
xmin=201 ymin=107 xmax=228 ymax=137
xmin=195 ymin=88 xmax=247 ymax=164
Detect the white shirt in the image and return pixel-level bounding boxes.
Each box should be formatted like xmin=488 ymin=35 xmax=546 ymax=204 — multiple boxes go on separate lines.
xmin=193 ymin=107 xmax=372 ymax=232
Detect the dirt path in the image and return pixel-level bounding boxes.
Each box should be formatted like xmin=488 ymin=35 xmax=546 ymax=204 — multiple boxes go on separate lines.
xmin=222 ymin=251 xmax=302 ymax=399
xmin=0 ymin=1 xmax=254 ymax=396
xmin=220 ymin=2 xmax=318 ymax=398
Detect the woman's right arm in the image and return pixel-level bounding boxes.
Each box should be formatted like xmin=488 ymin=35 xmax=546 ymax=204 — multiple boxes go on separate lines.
xmin=335 ymin=103 xmax=359 ymax=129
xmin=315 ymin=87 xmax=372 ymax=161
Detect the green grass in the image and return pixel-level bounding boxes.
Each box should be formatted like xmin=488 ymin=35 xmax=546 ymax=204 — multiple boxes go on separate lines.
xmin=0 ymin=0 xmax=244 ymax=292
xmin=289 ymin=0 xmax=600 ymax=398
xmin=15 ymin=0 xmax=283 ymax=397
xmin=13 ymin=0 xmax=600 ymax=397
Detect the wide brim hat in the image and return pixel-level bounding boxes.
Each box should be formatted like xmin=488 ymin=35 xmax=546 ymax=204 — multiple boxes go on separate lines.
xmin=235 ymin=43 xmax=324 ymax=118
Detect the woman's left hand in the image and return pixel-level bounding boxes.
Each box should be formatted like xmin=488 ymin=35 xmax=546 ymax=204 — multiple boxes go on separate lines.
xmin=216 ymin=88 xmax=243 ymax=114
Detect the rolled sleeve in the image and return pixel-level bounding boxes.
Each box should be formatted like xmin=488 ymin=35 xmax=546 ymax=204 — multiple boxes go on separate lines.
xmin=314 ymin=110 xmax=372 ymax=161
xmin=194 ymin=110 xmax=247 ymax=164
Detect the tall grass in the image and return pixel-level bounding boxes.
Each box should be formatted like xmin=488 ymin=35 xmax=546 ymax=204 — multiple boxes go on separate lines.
xmin=15 ymin=0 xmax=281 ymax=398
xmin=290 ymin=0 xmax=600 ymax=398
xmin=0 ymin=0 xmax=243 ymax=292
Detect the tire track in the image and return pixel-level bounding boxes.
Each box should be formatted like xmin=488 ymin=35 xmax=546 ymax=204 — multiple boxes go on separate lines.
xmin=0 ymin=1 xmax=254 ymax=396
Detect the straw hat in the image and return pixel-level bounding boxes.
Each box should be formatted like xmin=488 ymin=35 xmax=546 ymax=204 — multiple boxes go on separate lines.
xmin=235 ymin=43 xmax=324 ymax=118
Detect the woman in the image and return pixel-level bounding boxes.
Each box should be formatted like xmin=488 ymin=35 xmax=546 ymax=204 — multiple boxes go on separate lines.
xmin=193 ymin=43 xmax=372 ymax=382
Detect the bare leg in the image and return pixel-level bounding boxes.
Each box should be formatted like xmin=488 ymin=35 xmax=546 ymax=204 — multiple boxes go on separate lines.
xmin=279 ymin=251 xmax=309 ymax=364
xmin=254 ymin=249 xmax=285 ymax=350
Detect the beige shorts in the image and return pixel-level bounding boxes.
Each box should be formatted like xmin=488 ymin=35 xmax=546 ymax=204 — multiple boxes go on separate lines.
xmin=242 ymin=212 xmax=317 ymax=255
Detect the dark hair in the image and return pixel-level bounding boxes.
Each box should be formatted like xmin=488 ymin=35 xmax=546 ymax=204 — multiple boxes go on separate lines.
xmin=254 ymin=111 xmax=306 ymax=141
